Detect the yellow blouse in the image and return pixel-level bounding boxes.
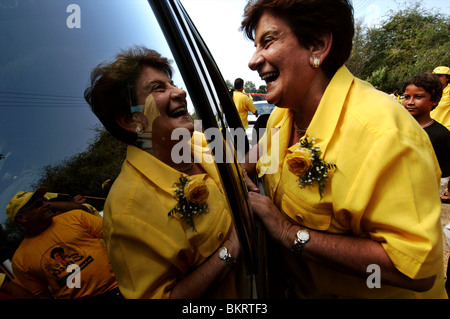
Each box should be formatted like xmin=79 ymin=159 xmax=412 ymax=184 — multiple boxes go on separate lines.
xmin=257 ymin=66 xmax=447 ymax=298
xmin=431 ymin=84 xmax=450 ymax=130
xmin=103 ymin=134 xmax=244 ymax=299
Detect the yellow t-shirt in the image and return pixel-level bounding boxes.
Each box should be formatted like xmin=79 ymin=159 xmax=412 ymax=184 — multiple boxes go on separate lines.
xmin=431 ymin=84 xmax=450 ymax=130
xmin=233 ymin=91 xmax=257 ymax=129
xmin=103 ymin=134 xmax=245 ymax=299
xmin=257 ymin=66 xmax=447 ymax=298
xmin=0 ymin=273 xmax=5 ymax=288
xmin=12 ymin=210 xmax=118 ymax=298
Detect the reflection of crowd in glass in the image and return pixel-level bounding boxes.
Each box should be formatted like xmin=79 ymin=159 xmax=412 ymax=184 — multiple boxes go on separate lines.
xmin=2 ymin=0 xmax=450 ymax=299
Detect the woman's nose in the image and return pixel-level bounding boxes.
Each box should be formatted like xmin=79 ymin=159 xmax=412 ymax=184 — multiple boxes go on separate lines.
xmin=171 ymin=86 xmax=186 ymax=99
xmin=248 ymin=50 xmax=264 ymax=71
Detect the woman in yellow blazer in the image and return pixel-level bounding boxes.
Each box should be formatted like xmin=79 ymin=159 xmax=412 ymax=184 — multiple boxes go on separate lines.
xmin=241 ymin=0 xmax=447 ymax=298
xmin=85 ymin=46 xmax=244 ymax=299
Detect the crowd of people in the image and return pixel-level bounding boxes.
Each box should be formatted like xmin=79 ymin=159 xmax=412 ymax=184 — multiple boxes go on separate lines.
xmin=2 ymin=0 xmax=450 ymax=299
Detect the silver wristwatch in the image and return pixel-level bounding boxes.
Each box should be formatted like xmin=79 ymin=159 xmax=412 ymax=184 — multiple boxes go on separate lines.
xmin=218 ymin=246 xmax=236 ymax=268
xmin=290 ymin=228 xmax=310 ymax=255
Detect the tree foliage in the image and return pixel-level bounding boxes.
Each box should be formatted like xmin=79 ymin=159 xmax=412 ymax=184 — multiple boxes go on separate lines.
xmin=347 ymin=2 xmax=449 ymax=93
xmin=0 ymin=220 xmax=25 ymax=261
xmin=1 ymin=127 xmax=126 ymax=261
xmin=244 ymin=80 xmax=257 ymax=93
xmin=32 ymin=126 xmax=127 ymax=211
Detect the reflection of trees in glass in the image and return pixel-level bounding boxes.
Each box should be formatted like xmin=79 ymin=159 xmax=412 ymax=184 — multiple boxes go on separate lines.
xmin=1 ymin=126 xmax=126 ymax=261
xmin=33 ymin=126 xmax=127 ymax=211
xmin=1 ymin=219 xmax=25 ymax=261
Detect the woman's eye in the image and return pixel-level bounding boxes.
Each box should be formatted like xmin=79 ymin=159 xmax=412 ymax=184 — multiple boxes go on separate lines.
xmin=151 ymin=85 xmax=165 ymax=92
xmin=263 ymin=37 xmax=274 ymax=48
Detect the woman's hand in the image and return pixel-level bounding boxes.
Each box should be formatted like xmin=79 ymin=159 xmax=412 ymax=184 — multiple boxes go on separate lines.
xmin=243 ymin=170 xmax=260 ymax=193
xmin=248 ymin=191 xmax=297 ymax=245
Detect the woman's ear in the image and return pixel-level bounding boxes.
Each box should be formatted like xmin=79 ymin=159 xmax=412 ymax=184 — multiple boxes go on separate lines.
xmin=309 ymin=31 xmax=333 ymax=68
xmin=116 ymin=112 xmax=148 ymax=134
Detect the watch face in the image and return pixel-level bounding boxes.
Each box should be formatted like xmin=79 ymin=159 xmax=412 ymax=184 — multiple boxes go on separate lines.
xmin=298 ymin=230 xmax=310 ymax=241
xmin=219 ymin=247 xmax=228 ymax=259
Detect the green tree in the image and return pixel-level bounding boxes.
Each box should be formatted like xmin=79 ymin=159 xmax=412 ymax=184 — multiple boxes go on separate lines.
xmin=244 ymin=80 xmax=257 ymax=93
xmin=347 ymin=2 xmax=450 ymax=93
xmin=1 ymin=126 xmax=126 ymax=260
xmin=0 ymin=220 xmax=25 ymax=261
xmin=346 ymin=18 xmax=370 ymax=78
xmin=257 ymin=85 xmax=267 ymax=94
xmin=32 ymin=126 xmax=127 ymax=211
xmin=225 ymin=79 xmax=233 ymax=91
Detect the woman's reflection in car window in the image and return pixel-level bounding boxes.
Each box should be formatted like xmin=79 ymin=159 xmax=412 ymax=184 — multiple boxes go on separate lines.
xmin=84 ymin=46 xmax=246 ymax=299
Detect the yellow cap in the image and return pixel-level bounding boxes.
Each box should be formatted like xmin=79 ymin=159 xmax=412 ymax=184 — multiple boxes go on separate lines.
xmin=5 ymin=187 xmax=48 ymax=221
xmin=433 ymin=66 xmax=450 ymax=75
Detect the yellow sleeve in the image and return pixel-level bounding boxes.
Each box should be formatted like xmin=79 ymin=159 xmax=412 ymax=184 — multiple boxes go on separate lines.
xmin=70 ymin=209 xmax=104 ymax=238
xmin=342 ymin=129 xmax=443 ymax=280
xmin=106 ymin=212 xmax=183 ymax=299
xmin=246 ymin=98 xmax=257 ymax=114
xmin=430 ymin=85 xmax=450 ymax=129
xmin=12 ymin=258 xmax=49 ymax=296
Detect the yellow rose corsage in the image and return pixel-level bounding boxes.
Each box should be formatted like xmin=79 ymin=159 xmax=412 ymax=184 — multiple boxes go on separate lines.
xmin=169 ymin=175 xmax=209 ymax=230
xmin=287 ymin=137 xmax=336 ymax=198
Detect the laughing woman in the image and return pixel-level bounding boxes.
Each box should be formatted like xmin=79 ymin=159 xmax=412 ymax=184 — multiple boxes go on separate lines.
xmin=84 ymin=46 xmax=244 ymax=299
xmin=241 ymin=0 xmax=447 ymax=298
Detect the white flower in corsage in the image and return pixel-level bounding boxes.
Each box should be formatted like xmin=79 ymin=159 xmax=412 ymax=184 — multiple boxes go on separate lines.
xmin=286 ymin=137 xmax=336 ymax=199
xmin=169 ymin=175 xmax=209 ymax=231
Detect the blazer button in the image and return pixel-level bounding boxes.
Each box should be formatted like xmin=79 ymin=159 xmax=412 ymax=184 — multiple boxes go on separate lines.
xmin=296 ymin=214 xmax=304 ymax=223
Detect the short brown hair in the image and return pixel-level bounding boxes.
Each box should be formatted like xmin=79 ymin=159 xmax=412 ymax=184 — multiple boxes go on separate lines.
xmin=84 ymin=46 xmax=173 ymax=144
xmin=240 ymin=0 xmax=354 ymax=79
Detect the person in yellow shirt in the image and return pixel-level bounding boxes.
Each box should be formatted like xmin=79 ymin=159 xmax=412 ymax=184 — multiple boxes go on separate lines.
xmin=431 ymin=66 xmax=450 ymax=130
xmin=85 ymin=46 xmax=244 ymax=299
xmin=233 ymin=78 xmax=258 ymax=129
xmin=5 ymin=187 xmax=120 ymax=299
xmin=241 ymin=0 xmax=446 ymax=298
xmin=430 ymin=66 xmax=450 ymax=203
xmin=0 ymin=272 xmax=36 ymax=299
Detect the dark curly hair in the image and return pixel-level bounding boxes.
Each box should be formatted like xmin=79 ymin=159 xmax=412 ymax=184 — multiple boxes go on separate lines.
xmin=240 ymin=0 xmax=354 ymax=79
xmin=402 ymin=72 xmax=443 ymax=110
xmin=84 ymin=46 xmax=173 ymax=144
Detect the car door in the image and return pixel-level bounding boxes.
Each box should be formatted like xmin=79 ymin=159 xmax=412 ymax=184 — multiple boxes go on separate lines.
xmin=0 ymin=0 xmax=260 ymax=298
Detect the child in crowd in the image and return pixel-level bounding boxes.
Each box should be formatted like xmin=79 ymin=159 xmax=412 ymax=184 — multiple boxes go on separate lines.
xmin=402 ymin=72 xmax=450 ymax=192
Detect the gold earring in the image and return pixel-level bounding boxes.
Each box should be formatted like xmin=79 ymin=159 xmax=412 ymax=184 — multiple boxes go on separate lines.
xmin=312 ymin=57 xmax=320 ymax=69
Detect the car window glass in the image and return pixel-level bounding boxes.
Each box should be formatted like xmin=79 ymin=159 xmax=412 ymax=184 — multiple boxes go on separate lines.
xmin=0 ymin=0 xmax=228 ymax=224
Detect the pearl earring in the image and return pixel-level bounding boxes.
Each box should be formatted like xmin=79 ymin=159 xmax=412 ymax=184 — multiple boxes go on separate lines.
xmin=312 ymin=57 xmax=320 ymax=69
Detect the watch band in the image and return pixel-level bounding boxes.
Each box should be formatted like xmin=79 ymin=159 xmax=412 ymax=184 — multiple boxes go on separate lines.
xmin=290 ymin=228 xmax=310 ymax=256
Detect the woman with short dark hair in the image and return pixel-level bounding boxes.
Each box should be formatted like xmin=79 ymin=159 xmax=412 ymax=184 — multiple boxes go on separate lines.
xmin=242 ymin=0 xmax=447 ymax=298
xmin=85 ymin=46 xmax=244 ymax=299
